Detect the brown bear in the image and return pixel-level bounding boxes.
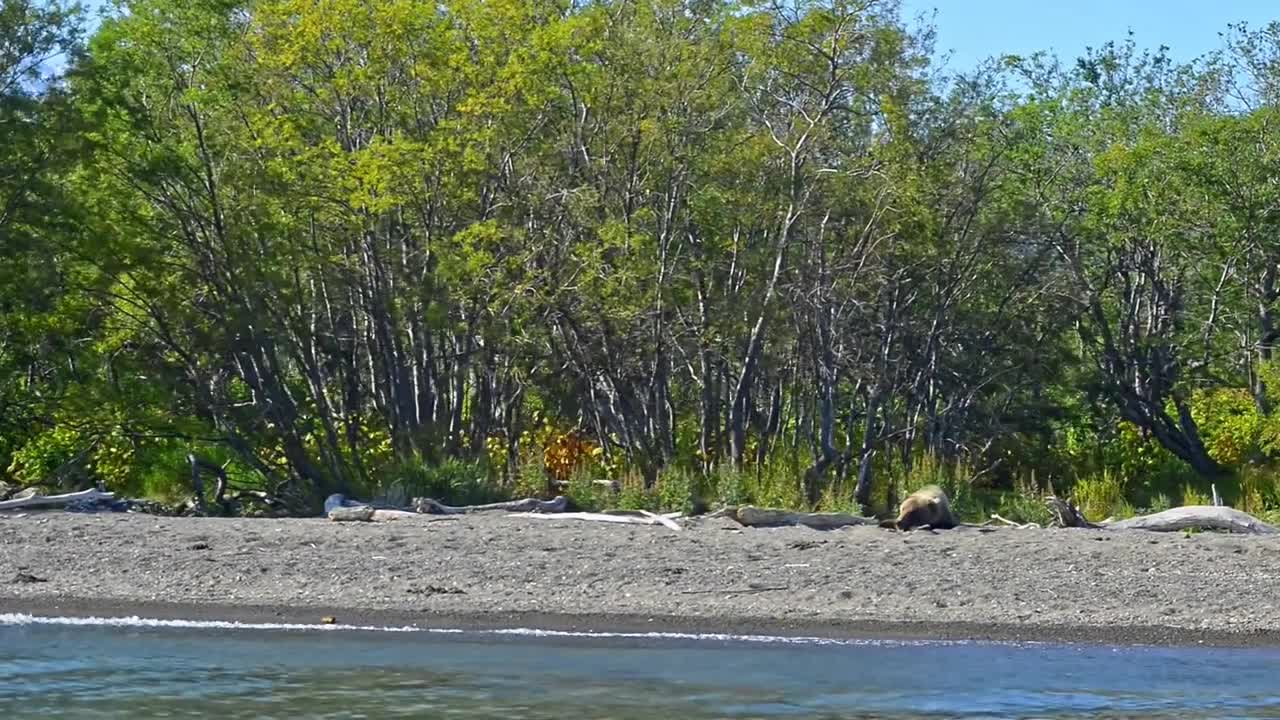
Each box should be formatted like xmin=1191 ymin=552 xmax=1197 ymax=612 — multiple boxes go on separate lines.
xmin=879 ymin=484 xmax=957 ymax=531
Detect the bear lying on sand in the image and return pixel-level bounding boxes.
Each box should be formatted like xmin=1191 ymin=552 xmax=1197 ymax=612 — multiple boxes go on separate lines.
xmin=879 ymin=484 xmax=957 ymax=531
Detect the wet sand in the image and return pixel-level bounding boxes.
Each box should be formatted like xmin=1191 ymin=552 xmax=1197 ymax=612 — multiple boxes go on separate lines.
xmin=2 ymin=510 xmax=1278 ymax=647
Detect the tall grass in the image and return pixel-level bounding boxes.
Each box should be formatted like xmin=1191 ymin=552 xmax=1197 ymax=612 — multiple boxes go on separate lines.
xmin=380 ymin=455 xmax=500 ymax=507
xmin=326 ymin=436 xmax=1280 ymax=524
xmin=1071 ymin=469 xmax=1133 ymax=522
xmin=1237 ymin=465 xmax=1280 ymax=515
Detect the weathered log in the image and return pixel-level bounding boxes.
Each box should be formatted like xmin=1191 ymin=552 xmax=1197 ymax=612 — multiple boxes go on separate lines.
xmin=1045 ymin=496 xmax=1278 ymax=534
xmin=1045 ymin=496 xmax=1100 ymax=529
xmin=731 ymin=506 xmax=878 ymax=530
xmin=0 ymin=488 xmax=115 ymax=511
xmin=412 ymin=495 xmax=569 ymax=515
xmin=597 ymin=509 xmax=684 ymax=519
xmin=552 ymin=479 xmax=621 ymax=492
xmin=324 ymin=493 xmax=567 ymax=521
xmin=326 ymin=505 xmax=376 ymax=522
xmin=188 ymin=454 xmax=231 ymax=515
xmin=507 ymin=511 xmax=683 ymax=529
xmin=324 ymin=494 xmax=360 ymax=513
xmin=1103 ymin=506 xmax=1278 ymax=534
xmin=328 ymin=506 xmax=460 ymax=523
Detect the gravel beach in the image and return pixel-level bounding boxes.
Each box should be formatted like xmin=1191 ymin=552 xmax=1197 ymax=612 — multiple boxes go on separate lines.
xmin=2 ymin=510 xmax=1279 ymax=646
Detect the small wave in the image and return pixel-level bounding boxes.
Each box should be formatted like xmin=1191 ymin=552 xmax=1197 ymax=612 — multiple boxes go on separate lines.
xmin=0 ymin=612 xmax=992 ymax=648
xmin=0 ymin=612 xmax=427 ymax=634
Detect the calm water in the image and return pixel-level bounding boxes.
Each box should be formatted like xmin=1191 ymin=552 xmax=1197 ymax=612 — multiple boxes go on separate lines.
xmin=3 ymin=616 xmax=1280 ymax=719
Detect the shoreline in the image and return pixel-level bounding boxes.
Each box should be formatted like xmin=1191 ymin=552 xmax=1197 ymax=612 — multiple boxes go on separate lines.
xmin=5 ymin=596 xmax=1280 ymax=648
xmin=4 ymin=511 xmax=1280 ymax=650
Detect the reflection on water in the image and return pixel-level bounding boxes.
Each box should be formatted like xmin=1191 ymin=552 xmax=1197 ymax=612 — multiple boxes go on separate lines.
xmin=2 ymin=617 xmax=1280 ymax=718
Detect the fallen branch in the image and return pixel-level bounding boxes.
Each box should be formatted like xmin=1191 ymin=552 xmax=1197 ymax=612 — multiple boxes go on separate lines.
xmin=412 ymin=495 xmax=568 ymax=515
xmin=639 ymin=510 xmax=683 ymax=531
xmin=0 ymin=488 xmax=115 ymax=511
xmin=507 ymin=511 xmax=683 ymax=529
xmin=987 ymin=513 xmax=1040 ymax=530
xmin=730 ymin=506 xmax=878 ymax=530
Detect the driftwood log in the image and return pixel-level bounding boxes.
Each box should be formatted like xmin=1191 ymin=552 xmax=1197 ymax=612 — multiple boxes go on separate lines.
xmin=0 ymin=488 xmax=115 ymax=511
xmin=328 ymin=506 xmax=459 ymax=523
xmin=1045 ymin=496 xmax=1097 ymax=529
xmin=412 ymin=495 xmax=568 ymax=514
xmin=552 ymin=479 xmax=621 ymax=493
xmin=326 ymin=505 xmax=376 ymax=522
xmin=508 ymin=510 xmax=684 ymax=530
xmin=1046 ymin=496 xmax=1278 ymax=535
xmin=730 ymin=506 xmax=878 ymax=530
xmin=325 ymin=493 xmax=570 ymax=522
xmin=1104 ymin=506 xmax=1278 ymax=534
xmin=188 ymin=454 xmax=231 ymax=515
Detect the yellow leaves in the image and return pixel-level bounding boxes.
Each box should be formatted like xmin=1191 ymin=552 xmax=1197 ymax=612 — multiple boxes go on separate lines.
xmin=511 ymin=419 xmax=608 ymax=482
xmin=541 ymin=428 xmax=594 ymax=482
xmin=89 ymin=432 xmax=137 ymax=488
xmin=345 ymin=138 xmax=423 ymax=212
xmin=1188 ymin=387 xmax=1262 ymax=467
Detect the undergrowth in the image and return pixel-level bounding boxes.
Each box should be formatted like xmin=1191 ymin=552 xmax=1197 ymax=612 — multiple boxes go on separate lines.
xmin=66 ymin=427 xmax=1280 ymax=524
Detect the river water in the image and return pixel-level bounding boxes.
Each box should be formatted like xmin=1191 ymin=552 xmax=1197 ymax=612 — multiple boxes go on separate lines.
xmin=3 ymin=614 xmax=1280 ymax=718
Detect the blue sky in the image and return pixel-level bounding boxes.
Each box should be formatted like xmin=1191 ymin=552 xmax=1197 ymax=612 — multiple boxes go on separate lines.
xmin=76 ymin=0 xmax=1275 ymax=69
xmin=900 ymin=0 xmax=1278 ymax=69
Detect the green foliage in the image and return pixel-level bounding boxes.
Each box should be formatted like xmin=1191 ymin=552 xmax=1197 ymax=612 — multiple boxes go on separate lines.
xmin=1180 ymin=484 xmax=1213 ymax=507
xmin=654 ymin=465 xmax=699 ymax=516
xmin=750 ymin=456 xmax=809 ymax=511
xmin=512 ymin=450 xmax=552 ymax=500
xmin=384 ymin=456 xmax=500 ymax=507
xmin=992 ymin=492 xmax=1053 ymax=527
xmin=6 ymin=425 xmax=86 ymax=488
xmin=890 ymin=451 xmax=981 ymax=521
xmin=707 ymin=465 xmax=753 ymax=509
xmin=1237 ymin=466 xmax=1280 ymax=516
xmin=1072 ymin=470 xmax=1134 ymax=522
xmin=614 ymin=474 xmax=661 ymax=512
xmin=1134 ymin=493 xmax=1175 ymax=517
xmin=562 ymin=465 xmax=614 ymax=512
xmin=6 ymin=0 xmax=1280 ymax=518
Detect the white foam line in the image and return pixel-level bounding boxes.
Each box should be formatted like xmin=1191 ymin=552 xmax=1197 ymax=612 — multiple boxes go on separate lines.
xmin=0 ymin=612 xmax=977 ymax=648
xmin=0 ymin=612 xmax=426 ymax=634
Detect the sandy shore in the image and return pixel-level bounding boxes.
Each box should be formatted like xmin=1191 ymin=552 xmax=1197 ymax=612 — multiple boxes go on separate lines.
xmin=2 ymin=510 xmax=1279 ymax=647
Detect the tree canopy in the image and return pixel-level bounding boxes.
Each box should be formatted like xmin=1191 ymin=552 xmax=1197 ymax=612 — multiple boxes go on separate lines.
xmin=5 ymin=0 xmax=1280 ymax=518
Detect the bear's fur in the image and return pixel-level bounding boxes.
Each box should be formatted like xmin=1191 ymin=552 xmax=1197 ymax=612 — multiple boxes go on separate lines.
xmin=879 ymin=485 xmax=957 ymax=531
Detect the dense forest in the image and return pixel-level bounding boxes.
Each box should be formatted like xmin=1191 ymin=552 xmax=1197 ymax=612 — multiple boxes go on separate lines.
xmin=3 ymin=0 xmax=1280 ymax=520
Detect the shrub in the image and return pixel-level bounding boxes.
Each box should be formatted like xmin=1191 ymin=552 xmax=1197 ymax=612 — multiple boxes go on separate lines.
xmin=383 ymin=455 xmax=499 ymax=507
xmin=1073 ymin=469 xmax=1133 ymax=521
xmin=751 ymin=456 xmax=807 ymax=510
xmin=563 ymin=464 xmax=613 ymax=511
xmin=708 ymin=464 xmax=752 ymax=508
xmin=1237 ymin=465 xmax=1280 ymax=515
xmin=1180 ymin=483 xmax=1213 ymax=507
xmin=655 ymin=465 xmax=698 ymax=515
xmin=994 ymin=491 xmax=1053 ymax=526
